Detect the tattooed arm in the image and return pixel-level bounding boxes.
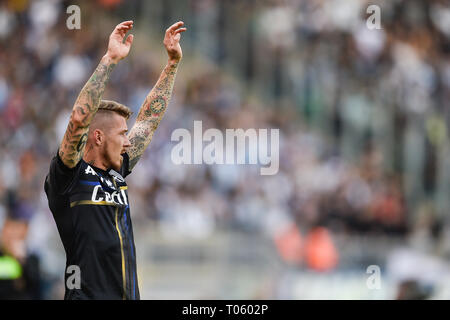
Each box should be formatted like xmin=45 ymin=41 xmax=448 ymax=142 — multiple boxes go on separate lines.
xmin=59 ymin=21 xmax=134 ymax=168
xmin=127 ymin=21 xmax=186 ymax=170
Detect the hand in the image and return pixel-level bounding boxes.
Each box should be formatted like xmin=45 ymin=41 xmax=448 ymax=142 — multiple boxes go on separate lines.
xmin=105 ymin=20 xmax=134 ymax=63
xmin=164 ymin=21 xmax=187 ymax=63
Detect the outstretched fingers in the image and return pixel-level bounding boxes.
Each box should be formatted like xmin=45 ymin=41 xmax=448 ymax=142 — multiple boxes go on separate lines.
xmin=118 ymin=20 xmax=134 ymax=29
xmin=125 ymin=34 xmax=134 ymax=46
xmin=115 ymin=20 xmax=134 ymax=37
xmin=174 ymin=27 xmax=187 ymax=34
xmin=166 ymin=21 xmax=185 ymax=34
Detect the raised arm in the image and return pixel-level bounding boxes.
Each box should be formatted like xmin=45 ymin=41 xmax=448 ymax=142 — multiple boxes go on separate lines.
xmin=127 ymin=21 xmax=187 ymax=170
xmin=59 ymin=21 xmax=134 ymax=168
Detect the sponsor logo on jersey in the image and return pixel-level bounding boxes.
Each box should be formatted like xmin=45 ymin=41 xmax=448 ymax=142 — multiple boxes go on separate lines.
xmin=91 ymin=185 xmax=129 ymax=206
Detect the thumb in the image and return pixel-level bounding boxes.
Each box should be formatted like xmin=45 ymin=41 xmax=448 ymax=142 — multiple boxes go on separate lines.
xmin=125 ymin=34 xmax=134 ymax=46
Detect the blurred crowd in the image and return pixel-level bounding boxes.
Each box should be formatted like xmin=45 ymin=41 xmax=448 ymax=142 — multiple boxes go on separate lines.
xmin=0 ymin=0 xmax=449 ymax=298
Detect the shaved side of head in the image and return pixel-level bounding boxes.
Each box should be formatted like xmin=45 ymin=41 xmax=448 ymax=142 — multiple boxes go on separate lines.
xmin=89 ymin=100 xmax=132 ymax=134
xmin=89 ymin=109 xmax=116 ymax=134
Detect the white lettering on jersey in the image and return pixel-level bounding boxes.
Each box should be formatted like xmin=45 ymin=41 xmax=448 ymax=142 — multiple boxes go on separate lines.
xmin=85 ymin=166 xmax=97 ymax=176
xmin=90 ymin=184 xmax=128 ymax=206
xmin=112 ymin=192 xmax=123 ymax=205
xmin=91 ymin=185 xmax=103 ymax=202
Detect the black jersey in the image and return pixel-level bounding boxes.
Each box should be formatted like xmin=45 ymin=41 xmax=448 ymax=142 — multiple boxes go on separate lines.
xmin=44 ymin=151 xmax=139 ymax=300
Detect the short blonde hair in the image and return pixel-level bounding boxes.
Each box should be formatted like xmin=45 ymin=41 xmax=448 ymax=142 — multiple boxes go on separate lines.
xmin=98 ymin=100 xmax=133 ymax=120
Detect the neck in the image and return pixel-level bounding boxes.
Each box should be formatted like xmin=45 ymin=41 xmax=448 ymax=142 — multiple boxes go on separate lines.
xmin=83 ymin=144 xmax=108 ymax=170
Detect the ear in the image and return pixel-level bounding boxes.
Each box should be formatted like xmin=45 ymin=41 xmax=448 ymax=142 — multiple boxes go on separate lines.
xmin=94 ymin=129 xmax=104 ymax=146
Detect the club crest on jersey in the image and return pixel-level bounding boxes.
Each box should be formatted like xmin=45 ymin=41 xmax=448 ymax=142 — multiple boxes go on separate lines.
xmin=109 ymin=169 xmax=125 ymax=183
xmin=100 ymin=177 xmax=113 ymax=187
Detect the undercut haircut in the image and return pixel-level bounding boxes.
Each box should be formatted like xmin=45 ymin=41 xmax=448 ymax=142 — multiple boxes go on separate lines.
xmin=98 ymin=100 xmax=133 ymax=120
xmin=89 ymin=100 xmax=133 ymax=133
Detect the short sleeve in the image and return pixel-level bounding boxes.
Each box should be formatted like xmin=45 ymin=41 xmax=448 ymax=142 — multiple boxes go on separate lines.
xmin=44 ymin=150 xmax=82 ymax=196
xmin=120 ymin=153 xmax=132 ymax=178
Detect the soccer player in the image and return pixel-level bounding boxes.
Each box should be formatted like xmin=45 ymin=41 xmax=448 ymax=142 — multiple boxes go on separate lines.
xmin=44 ymin=20 xmax=186 ymax=300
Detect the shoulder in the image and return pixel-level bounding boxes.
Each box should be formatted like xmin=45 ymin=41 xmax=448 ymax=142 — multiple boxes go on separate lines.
xmin=45 ymin=150 xmax=87 ymax=195
xmin=50 ymin=150 xmax=84 ymax=175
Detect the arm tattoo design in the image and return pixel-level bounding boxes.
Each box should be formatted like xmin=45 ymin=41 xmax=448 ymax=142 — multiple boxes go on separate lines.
xmin=127 ymin=61 xmax=179 ymax=170
xmin=59 ymin=58 xmax=116 ymax=168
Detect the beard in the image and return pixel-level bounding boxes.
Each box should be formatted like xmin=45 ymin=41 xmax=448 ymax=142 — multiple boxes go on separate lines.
xmin=118 ymin=155 xmax=123 ymax=170
xmin=102 ymin=141 xmax=122 ymax=171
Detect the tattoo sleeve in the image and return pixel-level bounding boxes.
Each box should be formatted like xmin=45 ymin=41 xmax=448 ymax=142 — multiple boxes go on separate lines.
xmin=127 ymin=61 xmax=179 ymax=170
xmin=59 ymin=56 xmax=116 ymax=168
